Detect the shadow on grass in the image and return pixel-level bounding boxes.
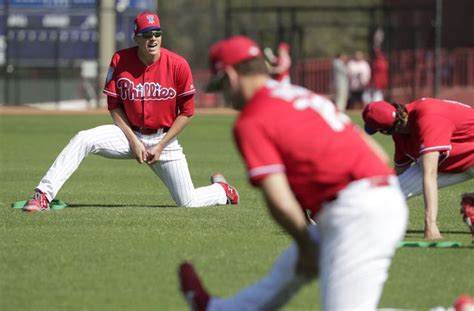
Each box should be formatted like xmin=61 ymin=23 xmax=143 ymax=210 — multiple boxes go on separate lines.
xmin=67 ymin=203 xmax=176 ymax=208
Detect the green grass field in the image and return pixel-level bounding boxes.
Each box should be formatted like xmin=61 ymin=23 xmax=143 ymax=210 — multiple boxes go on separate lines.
xmin=0 ymin=113 xmax=473 ymax=311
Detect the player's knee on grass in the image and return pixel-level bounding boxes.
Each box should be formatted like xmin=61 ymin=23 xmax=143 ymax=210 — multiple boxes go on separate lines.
xmin=172 ymin=194 xmax=194 ymax=208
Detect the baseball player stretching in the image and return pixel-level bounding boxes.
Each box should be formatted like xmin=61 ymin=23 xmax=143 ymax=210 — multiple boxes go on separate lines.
xmin=22 ymin=12 xmax=239 ymax=212
xmin=178 ymin=36 xmax=407 ymax=311
xmin=363 ymin=99 xmax=474 ymax=240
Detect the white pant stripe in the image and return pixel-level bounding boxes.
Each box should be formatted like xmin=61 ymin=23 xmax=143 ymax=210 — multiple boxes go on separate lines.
xmin=36 ymin=124 xmax=227 ymax=207
xmin=399 ymin=163 xmax=474 ymax=198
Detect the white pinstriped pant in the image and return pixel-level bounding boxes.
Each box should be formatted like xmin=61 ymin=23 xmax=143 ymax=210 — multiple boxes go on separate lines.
xmin=36 ymin=124 xmax=227 ymax=207
xmin=208 ymin=177 xmax=407 ymax=311
xmin=398 ymin=163 xmax=474 ymax=198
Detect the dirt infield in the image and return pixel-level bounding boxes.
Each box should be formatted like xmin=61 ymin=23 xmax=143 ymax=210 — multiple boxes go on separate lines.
xmin=0 ymin=106 xmax=238 ymax=116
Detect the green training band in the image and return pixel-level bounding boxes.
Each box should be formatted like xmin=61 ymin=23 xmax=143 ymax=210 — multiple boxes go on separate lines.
xmin=11 ymin=199 xmax=68 ymax=210
xmin=399 ymin=241 xmax=462 ymax=248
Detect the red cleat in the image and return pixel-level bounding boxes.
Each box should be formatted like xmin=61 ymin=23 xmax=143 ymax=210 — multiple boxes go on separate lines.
xmin=179 ymin=262 xmax=210 ymax=311
xmin=454 ymin=294 xmax=474 ymax=311
xmin=460 ymin=193 xmax=474 ymax=237
xmin=22 ymin=190 xmax=50 ymax=212
xmin=211 ymin=173 xmax=239 ymax=205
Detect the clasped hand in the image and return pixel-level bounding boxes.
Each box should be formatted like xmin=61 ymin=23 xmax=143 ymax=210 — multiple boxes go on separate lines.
xmin=131 ymin=140 xmax=164 ymax=165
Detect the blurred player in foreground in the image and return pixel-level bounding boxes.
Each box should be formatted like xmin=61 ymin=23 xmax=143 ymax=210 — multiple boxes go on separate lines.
xmin=178 ymin=35 xmax=407 ymax=311
xmin=363 ymin=99 xmax=474 ymax=240
xmin=22 ymin=11 xmax=239 ymax=212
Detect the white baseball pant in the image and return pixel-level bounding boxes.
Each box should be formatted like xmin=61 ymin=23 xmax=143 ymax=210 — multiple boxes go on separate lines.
xmin=398 ymin=163 xmax=474 ymax=198
xmin=35 ymin=124 xmax=227 ymax=207
xmin=208 ymin=176 xmax=408 ymax=311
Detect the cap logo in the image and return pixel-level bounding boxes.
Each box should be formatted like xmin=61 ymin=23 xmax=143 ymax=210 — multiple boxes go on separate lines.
xmin=147 ymin=15 xmax=155 ymax=24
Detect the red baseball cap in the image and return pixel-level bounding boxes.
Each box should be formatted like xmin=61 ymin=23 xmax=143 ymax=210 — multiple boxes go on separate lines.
xmin=206 ymin=35 xmax=262 ymax=92
xmin=362 ymin=101 xmax=396 ymax=134
xmin=278 ymin=42 xmax=289 ymax=51
xmin=134 ymin=12 xmax=161 ymax=34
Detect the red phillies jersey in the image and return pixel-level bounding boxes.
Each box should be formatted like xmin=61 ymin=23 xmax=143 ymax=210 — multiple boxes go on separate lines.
xmin=370 ymin=48 xmax=388 ymax=89
xmin=234 ymin=80 xmax=393 ymax=215
xmin=103 ymin=47 xmax=195 ymax=129
xmin=393 ymin=98 xmax=474 ymax=173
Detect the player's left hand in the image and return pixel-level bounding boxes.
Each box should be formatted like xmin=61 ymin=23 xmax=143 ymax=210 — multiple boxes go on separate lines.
xmin=146 ymin=143 xmax=164 ymax=165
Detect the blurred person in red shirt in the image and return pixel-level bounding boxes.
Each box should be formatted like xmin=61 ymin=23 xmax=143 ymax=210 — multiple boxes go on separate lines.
xmin=368 ymin=47 xmax=389 ymax=102
xmin=264 ymin=42 xmax=292 ymax=84
xmin=366 ymin=29 xmax=389 ymax=102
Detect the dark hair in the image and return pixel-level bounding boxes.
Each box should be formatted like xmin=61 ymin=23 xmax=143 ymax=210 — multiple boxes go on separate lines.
xmin=376 ymin=102 xmax=407 ymax=135
xmin=392 ymin=102 xmax=408 ymax=132
xmin=234 ymin=57 xmax=269 ymax=75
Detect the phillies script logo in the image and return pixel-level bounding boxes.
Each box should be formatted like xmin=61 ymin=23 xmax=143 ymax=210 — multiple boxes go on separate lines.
xmin=116 ymin=78 xmax=176 ymax=101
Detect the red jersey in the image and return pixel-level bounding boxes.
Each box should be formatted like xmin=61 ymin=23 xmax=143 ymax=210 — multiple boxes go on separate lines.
xmin=370 ymin=48 xmax=388 ymax=90
xmin=234 ymin=80 xmax=393 ymax=215
xmin=393 ymin=98 xmax=474 ymax=173
xmin=103 ymin=47 xmax=195 ymax=129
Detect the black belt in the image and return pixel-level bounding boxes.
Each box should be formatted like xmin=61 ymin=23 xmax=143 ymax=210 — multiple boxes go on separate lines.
xmin=132 ymin=126 xmax=169 ymax=135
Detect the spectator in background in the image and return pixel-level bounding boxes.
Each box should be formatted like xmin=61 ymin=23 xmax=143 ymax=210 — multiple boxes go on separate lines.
xmin=367 ymin=47 xmax=389 ymax=102
xmin=332 ymin=53 xmax=349 ymax=111
xmin=366 ymin=28 xmax=389 ymax=102
xmin=347 ymin=50 xmax=371 ymax=110
xmin=264 ymin=42 xmax=292 ymax=84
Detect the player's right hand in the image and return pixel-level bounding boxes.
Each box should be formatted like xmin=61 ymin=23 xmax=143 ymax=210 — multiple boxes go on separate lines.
xmin=130 ymin=140 xmax=148 ymax=164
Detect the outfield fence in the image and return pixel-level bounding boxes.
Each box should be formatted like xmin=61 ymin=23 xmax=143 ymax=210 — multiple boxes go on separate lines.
xmin=292 ymin=47 xmax=474 ymax=105
xmin=2 ymin=47 xmax=473 ymax=108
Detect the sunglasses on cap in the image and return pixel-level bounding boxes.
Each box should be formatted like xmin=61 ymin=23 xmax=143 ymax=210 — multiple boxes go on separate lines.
xmin=136 ymin=30 xmax=162 ymax=39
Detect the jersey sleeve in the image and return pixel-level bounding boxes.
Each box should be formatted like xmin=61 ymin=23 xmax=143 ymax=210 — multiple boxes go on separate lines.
xmin=415 ymin=115 xmax=454 ymax=154
xmin=234 ymin=119 xmax=285 ymax=185
xmin=102 ymin=53 xmax=124 ymax=110
xmin=175 ymin=60 xmax=195 ymax=116
xmin=103 ymin=52 xmax=120 ymax=98
xmin=176 ymin=94 xmax=194 ymax=117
